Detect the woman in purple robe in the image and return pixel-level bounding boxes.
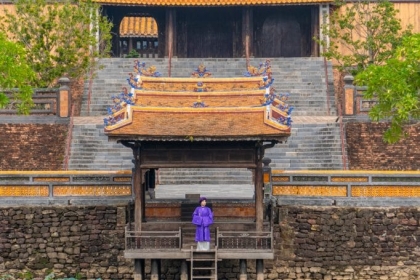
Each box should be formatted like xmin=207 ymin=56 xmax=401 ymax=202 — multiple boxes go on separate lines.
xmin=192 ymin=197 xmax=213 ymax=251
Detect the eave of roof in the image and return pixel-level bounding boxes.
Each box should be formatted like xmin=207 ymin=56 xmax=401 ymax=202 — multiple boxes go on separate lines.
xmin=120 ymin=16 xmax=158 ymax=38
xmin=96 ymin=0 xmax=332 ymax=6
xmin=105 ymin=106 xmax=290 ymax=141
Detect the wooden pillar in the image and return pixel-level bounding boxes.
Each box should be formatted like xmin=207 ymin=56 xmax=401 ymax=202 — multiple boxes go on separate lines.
xmin=180 ymin=260 xmax=188 ymax=280
xmin=255 ymin=143 xmax=264 ymax=232
xmin=311 ymin=6 xmax=319 ymax=57
xmin=132 ymin=144 xmax=143 ymax=231
xmin=151 ymin=259 xmax=160 ymax=280
xmin=141 ymin=168 xmax=147 ymax=222
xmin=134 ymin=259 xmax=145 ymax=280
xmin=256 ymin=259 xmax=264 ymax=280
xmin=242 ymin=7 xmax=253 ymax=61
xmin=165 ymin=8 xmax=176 ymax=59
xmin=239 ymin=259 xmax=247 ymax=280
xmin=129 ymin=37 xmax=133 ymax=53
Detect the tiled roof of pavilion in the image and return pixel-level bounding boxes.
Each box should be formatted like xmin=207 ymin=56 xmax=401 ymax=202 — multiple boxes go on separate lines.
xmin=120 ymin=17 xmax=158 ymax=38
xmin=104 ymin=61 xmax=293 ymax=142
xmin=97 ymin=0 xmax=331 ymax=6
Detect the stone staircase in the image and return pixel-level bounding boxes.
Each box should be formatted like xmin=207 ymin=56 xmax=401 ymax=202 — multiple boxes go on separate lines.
xmin=69 ymin=57 xmax=345 ymax=180
xmin=81 ymin=57 xmax=335 ymax=117
xmin=69 ymin=122 xmax=133 ymax=170
xmin=266 ymin=122 xmax=343 ymax=169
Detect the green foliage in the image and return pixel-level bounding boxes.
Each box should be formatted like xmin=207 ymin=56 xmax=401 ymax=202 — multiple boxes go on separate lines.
xmin=316 ymin=0 xmax=412 ymax=75
xmin=125 ymin=49 xmax=140 ymax=58
xmin=1 ymin=272 xmax=89 ymax=280
xmin=0 ymin=274 xmax=15 ymax=280
xmin=0 ymin=0 xmax=113 ymax=87
xmin=0 ymin=32 xmax=35 ymax=114
xmin=356 ymin=33 xmax=420 ymax=143
xmin=18 ymin=271 xmax=34 ymax=280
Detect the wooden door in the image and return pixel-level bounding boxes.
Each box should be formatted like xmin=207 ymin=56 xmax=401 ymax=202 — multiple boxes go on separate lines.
xmin=184 ymin=9 xmax=236 ymax=58
xmin=261 ymin=14 xmax=302 ymax=57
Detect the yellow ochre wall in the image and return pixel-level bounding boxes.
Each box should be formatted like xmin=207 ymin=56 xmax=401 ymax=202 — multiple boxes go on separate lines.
xmin=336 ymin=2 xmax=420 ymax=57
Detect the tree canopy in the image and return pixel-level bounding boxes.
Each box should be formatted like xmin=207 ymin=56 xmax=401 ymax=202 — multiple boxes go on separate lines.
xmin=317 ymin=0 xmax=412 ymax=74
xmin=355 ymin=33 xmax=420 ymax=143
xmin=0 ymin=0 xmax=112 ymax=88
xmin=0 ymin=32 xmax=35 ymax=114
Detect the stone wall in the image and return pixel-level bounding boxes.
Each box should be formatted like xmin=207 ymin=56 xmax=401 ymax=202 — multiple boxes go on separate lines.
xmin=271 ymin=206 xmax=420 ymax=280
xmin=345 ymin=122 xmax=420 ymax=170
xmin=3 ymin=205 xmax=420 ymax=280
xmin=0 ymin=124 xmax=67 ymax=170
xmin=0 ymin=206 xmax=133 ymax=279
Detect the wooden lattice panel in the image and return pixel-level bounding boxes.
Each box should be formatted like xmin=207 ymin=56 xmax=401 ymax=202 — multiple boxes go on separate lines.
xmin=113 ymin=177 xmax=132 ymax=182
xmin=33 ymin=177 xmax=70 ymax=182
xmin=272 ymin=176 xmax=290 ymax=182
xmin=352 ymin=186 xmax=420 ymax=197
xmin=331 ymin=177 xmax=368 ymax=182
xmin=273 ymin=185 xmax=347 ymax=196
xmin=0 ymin=186 xmax=49 ymax=196
xmin=53 ymin=185 xmax=132 ymax=196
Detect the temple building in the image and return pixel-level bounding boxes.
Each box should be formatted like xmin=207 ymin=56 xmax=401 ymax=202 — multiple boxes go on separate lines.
xmin=100 ymin=0 xmax=332 ymax=58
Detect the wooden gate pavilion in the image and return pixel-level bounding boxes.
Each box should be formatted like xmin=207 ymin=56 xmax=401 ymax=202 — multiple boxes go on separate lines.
xmin=104 ymin=62 xmax=291 ymax=279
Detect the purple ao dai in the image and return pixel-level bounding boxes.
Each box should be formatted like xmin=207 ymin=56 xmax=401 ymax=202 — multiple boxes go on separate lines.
xmin=192 ymin=206 xmax=214 ymax=242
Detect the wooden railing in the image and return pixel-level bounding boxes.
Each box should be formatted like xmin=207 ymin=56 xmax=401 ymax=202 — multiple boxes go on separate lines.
xmin=0 ymin=77 xmax=71 ymax=117
xmin=216 ymin=227 xmax=273 ymax=251
xmin=0 ymin=88 xmax=58 ymax=114
xmin=125 ymin=227 xmax=182 ymax=250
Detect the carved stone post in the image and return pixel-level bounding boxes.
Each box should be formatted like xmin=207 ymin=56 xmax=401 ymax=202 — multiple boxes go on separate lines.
xmin=256 ymin=259 xmax=264 ymax=280
xmin=58 ymin=76 xmax=71 ymax=117
xmin=134 ymin=259 xmax=145 ymax=280
xmin=151 ymin=259 xmax=160 ymax=280
xmin=343 ymin=74 xmax=355 ymax=115
xmin=180 ymin=260 xmax=188 ymax=280
xmin=239 ymin=259 xmax=247 ymax=280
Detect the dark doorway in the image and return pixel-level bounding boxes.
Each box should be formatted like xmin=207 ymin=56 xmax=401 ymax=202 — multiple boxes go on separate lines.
xmin=262 ymin=15 xmax=301 ymax=57
xmin=255 ymin=6 xmax=314 ymax=57
xmin=177 ymin=8 xmax=241 ymax=58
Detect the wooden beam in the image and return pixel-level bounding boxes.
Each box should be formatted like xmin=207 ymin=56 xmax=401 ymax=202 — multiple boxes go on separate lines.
xmin=139 ymin=163 xmax=257 ymax=169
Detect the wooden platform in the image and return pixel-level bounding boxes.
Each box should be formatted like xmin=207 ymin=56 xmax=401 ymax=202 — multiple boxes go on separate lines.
xmin=124 ymin=248 xmax=274 ymax=260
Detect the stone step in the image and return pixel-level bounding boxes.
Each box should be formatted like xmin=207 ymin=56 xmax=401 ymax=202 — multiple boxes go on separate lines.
xmin=81 ymin=57 xmax=335 ymax=117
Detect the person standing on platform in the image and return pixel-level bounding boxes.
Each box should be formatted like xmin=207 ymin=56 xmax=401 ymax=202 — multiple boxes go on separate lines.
xmin=192 ymin=197 xmax=213 ymax=251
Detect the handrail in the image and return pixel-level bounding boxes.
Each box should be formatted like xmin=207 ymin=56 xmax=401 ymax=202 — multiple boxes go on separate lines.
xmin=216 ymin=229 xmax=273 ymax=251
xmin=125 ymin=226 xmax=182 ymax=250
xmin=0 ymin=88 xmax=59 ymax=115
